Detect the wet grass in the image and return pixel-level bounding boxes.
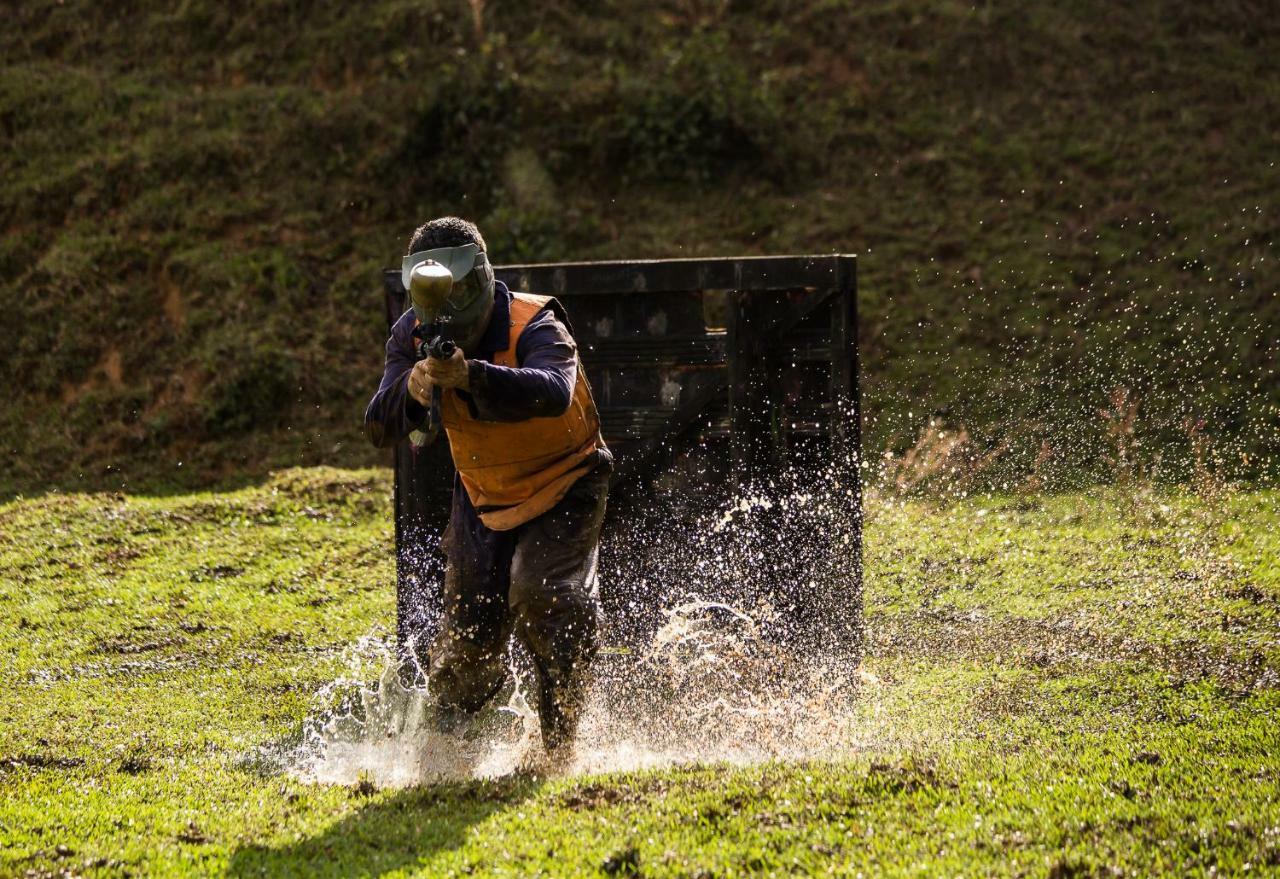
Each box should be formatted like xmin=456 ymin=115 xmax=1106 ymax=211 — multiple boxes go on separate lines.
xmin=2 ymin=468 xmax=1278 ymax=876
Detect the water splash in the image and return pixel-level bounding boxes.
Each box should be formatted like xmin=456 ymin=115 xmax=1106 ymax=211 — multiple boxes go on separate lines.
xmin=569 ymin=601 xmax=880 ymax=775
xmin=280 ymin=636 xmax=538 ymax=787
xmin=271 ymin=467 xmax=879 ymax=788
xmin=276 ymin=599 xmax=881 ymax=788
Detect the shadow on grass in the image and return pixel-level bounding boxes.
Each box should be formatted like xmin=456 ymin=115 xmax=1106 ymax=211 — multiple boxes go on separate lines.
xmin=227 ymin=775 xmax=542 ymax=877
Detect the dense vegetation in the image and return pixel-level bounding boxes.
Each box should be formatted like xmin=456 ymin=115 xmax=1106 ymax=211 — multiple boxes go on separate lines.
xmin=2 ymin=0 xmax=1277 ymax=494
xmin=2 ymin=470 xmax=1276 ymax=875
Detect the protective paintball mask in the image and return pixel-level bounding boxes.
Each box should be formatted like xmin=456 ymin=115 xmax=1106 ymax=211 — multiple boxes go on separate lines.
xmin=401 ymin=242 xmax=495 ymax=339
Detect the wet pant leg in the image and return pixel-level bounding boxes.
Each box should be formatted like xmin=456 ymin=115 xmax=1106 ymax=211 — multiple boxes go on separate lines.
xmin=509 ymin=465 xmax=610 ymax=750
xmin=428 ymin=482 xmax=516 ymax=713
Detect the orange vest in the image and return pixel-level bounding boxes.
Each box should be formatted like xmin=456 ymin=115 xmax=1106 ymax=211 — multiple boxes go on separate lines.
xmin=440 ymin=293 xmax=605 ymax=531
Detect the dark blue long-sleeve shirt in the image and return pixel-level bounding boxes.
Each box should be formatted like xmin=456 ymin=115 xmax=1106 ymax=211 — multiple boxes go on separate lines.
xmin=363 ymin=281 xmax=582 ymax=449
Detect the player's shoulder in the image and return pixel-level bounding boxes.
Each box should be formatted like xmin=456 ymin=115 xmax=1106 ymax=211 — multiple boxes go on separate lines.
xmin=512 ymin=292 xmax=571 ymax=331
xmin=511 ymin=295 xmax=576 ymax=355
xmin=392 ymin=307 xmax=417 ymax=330
xmin=385 ymin=308 xmax=418 ymax=351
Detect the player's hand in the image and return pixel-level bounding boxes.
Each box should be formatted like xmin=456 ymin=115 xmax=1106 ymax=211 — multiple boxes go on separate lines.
xmin=407 ymin=361 xmax=434 ymax=406
xmin=423 ymin=347 xmax=470 ymax=390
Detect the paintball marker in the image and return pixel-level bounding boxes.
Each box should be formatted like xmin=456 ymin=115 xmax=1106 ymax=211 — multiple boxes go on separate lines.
xmin=414 ymin=328 xmax=456 ymax=362
xmin=407 ymin=260 xmax=458 ymax=428
xmin=408 ymin=260 xmax=458 ymax=362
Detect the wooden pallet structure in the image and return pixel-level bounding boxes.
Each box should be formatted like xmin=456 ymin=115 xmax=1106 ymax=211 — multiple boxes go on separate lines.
xmin=381 ymin=255 xmax=863 ymax=656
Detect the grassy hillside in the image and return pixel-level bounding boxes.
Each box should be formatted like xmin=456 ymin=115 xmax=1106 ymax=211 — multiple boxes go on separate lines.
xmin=2 ymin=469 xmax=1277 ymax=875
xmin=2 ymin=0 xmax=1278 ymax=494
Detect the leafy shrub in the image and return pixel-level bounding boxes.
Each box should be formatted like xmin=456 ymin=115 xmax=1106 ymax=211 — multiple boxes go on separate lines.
xmin=202 ymin=342 xmax=298 ymax=437
xmin=483 ymin=200 xmax=567 ymax=263
xmin=594 ymin=31 xmax=790 ymax=185
xmin=393 ymin=50 xmax=521 ymax=209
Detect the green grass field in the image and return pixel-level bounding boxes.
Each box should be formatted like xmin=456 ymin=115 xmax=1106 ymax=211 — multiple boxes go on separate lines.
xmin=2 ymin=468 xmax=1277 ymax=877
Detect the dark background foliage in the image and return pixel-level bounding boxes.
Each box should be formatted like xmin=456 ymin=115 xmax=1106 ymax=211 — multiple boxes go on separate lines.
xmin=1 ymin=0 xmax=1276 ymax=493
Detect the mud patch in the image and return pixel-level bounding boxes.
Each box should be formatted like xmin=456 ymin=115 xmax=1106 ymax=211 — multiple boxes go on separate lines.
xmin=162 ymin=280 xmax=186 ymax=331
xmin=92 ymin=636 xmax=184 ymax=655
xmin=3 ymin=753 xmax=85 ymax=771
xmin=557 ymin=781 xmax=637 ymax=810
xmin=1225 ymin=582 xmax=1279 ymax=608
xmin=190 ymin=564 xmax=244 ymax=582
xmin=117 ymin=753 xmax=152 ymax=774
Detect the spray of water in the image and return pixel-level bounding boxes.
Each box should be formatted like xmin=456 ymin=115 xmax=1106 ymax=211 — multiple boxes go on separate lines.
xmin=277 ymin=614 xmax=885 ymax=787
xmin=569 ymin=601 xmax=880 ymax=776
xmin=273 ymin=471 xmax=883 ymax=788
xmin=283 ymin=636 xmax=540 ymax=787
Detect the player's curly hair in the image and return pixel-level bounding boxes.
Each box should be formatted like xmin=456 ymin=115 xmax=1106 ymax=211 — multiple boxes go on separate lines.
xmin=406 ymin=216 xmax=487 ymax=255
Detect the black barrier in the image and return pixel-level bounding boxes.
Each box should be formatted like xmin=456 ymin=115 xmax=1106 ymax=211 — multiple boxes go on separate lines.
xmin=380 ymin=255 xmax=863 ymax=662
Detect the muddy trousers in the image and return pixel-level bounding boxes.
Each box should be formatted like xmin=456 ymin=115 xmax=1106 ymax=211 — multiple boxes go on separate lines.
xmin=429 ymin=464 xmax=609 ymax=750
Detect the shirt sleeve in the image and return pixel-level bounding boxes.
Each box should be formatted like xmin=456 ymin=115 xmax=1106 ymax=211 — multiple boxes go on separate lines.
xmin=463 ymin=307 xmax=578 ymax=422
xmin=363 ymin=310 xmax=437 ymax=448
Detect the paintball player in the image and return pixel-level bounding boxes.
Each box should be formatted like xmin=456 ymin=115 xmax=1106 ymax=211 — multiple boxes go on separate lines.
xmin=364 ymin=216 xmax=611 ymax=757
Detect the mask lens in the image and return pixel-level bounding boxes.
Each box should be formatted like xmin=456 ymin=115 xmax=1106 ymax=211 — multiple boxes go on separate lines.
xmin=440 ymin=269 xmax=491 ymax=340
xmin=447 ymin=272 xmax=484 ymax=313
